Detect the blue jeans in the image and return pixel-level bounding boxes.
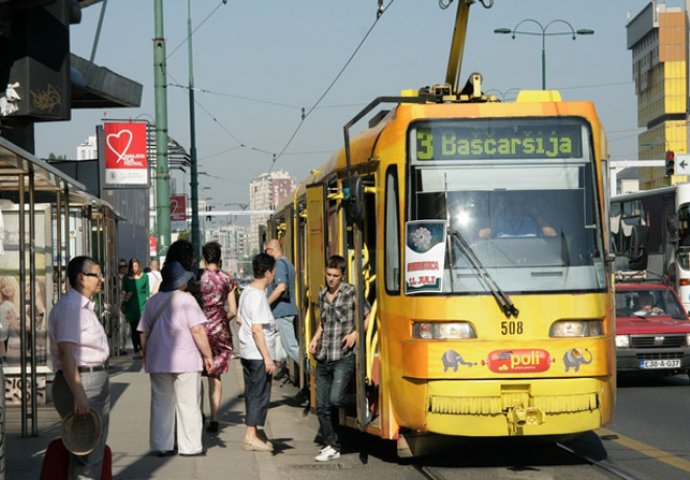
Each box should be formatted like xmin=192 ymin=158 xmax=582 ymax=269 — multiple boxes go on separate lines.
xmin=275 ymin=315 xmax=299 ymax=363
xmin=315 ymin=355 xmax=355 ymax=451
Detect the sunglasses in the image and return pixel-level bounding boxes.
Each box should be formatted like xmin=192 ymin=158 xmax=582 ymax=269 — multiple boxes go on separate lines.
xmin=83 ymin=272 xmax=104 ymax=279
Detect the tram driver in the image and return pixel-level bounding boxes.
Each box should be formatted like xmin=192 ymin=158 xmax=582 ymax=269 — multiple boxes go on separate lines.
xmin=478 ymin=194 xmax=557 ymax=239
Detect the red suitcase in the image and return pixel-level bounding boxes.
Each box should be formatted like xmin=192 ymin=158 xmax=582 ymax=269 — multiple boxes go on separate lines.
xmin=40 ymin=438 xmax=112 ymax=480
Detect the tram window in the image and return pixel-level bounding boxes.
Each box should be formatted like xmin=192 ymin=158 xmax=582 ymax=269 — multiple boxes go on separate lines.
xmin=385 ymin=167 xmax=400 ymax=293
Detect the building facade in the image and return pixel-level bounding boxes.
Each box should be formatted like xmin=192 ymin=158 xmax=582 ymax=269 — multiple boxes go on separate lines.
xmin=249 ymin=171 xmax=295 ymax=255
xmin=205 ymin=224 xmax=251 ymax=278
xmin=627 ymin=1 xmax=689 ymax=189
xmin=76 ymin=135 xmax=98 ymax=160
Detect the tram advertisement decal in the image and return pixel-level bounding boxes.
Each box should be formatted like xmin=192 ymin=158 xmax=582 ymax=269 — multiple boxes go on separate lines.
xmin=405 ymin=220 xmax=446 ymax=294
xmin=103 ymin=121 xmax=148 ymax=186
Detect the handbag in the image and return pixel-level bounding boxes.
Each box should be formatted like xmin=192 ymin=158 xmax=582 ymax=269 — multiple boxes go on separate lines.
xmin=145 ymin=292 xmax=175 ymax=339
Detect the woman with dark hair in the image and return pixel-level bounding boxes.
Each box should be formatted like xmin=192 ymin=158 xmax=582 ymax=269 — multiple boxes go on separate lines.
xmin=121 ymin=257 xmax=149 ymax=358
xmin=165 ymin=239 xmax=203 ymax=308
xmin=165 ymin=240 xmax=195 ymax=271
xmin=198 ymin=241 xmax=237 ymax=433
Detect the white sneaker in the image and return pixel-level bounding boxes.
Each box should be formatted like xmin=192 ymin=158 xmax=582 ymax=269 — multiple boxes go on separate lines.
xmin=315 ymin=445 xmax=340 ymax=462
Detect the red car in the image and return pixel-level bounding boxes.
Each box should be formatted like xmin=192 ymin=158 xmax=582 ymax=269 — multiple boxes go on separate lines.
xmin=615 ymin=282 xmax=690 ymax=377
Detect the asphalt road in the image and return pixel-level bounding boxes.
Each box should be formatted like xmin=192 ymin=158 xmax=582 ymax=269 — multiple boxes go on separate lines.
xmin=603 ymin=373 xmax=690 ymax=480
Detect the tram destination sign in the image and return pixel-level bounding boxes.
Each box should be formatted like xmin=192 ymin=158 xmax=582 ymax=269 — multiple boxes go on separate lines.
xmin=413 ymin=120 xmax=583 ymax=161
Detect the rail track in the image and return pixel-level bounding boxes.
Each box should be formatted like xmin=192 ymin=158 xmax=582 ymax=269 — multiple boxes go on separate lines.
xmin=407 ymin=438 xmax=645 ymax=480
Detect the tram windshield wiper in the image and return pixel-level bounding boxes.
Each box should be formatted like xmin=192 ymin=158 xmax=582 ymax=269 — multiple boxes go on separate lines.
xmin=448 ymin=229 xmax=519 ymax=318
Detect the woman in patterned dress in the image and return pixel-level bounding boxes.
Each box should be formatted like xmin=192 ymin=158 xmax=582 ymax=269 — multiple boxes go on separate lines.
xmin=199 ymin=241 xmax=237 ymax=433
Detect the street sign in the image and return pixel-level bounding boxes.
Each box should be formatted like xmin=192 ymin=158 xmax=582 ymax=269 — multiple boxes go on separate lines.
xmin=170 ymin=195 xmax=188 ymax=231
xmin=676 ymin=154 xmax=690 ymax=175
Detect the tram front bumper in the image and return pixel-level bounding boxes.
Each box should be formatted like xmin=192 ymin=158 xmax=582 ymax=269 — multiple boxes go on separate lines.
xmin=423 ymin=377 xmax=609 ymax=437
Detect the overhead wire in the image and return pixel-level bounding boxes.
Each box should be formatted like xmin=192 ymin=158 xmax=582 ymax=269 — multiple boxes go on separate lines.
xmin=168 ymin=83 xmax=365 ymax=111
xmin=166 ymin=0 xmax=228 ymax=60
xmin=268 ymin=0 xmax=396 ymax=171
xmin=166 ymin=0 xmax=396 ymax=172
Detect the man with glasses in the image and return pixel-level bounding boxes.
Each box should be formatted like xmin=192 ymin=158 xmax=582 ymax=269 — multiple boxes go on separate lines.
xmin=48 ymin=256 xmax=111 ymax=478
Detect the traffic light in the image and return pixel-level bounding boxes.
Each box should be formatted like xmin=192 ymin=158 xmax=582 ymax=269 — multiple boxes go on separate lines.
xmin=666 ymin=150 xmax=675 ymax=176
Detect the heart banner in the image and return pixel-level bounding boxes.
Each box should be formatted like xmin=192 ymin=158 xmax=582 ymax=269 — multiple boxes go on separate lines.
xmin=102 ymin=122 xmax=148 ymax=186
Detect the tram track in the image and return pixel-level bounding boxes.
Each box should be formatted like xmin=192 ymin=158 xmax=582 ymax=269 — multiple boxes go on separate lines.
xmin=412 ymin=464 xmax=447 ymax=480
xmin=556 ymin=442 xmax=644 ymax=480
xmin=407 ymin=440 xmax=646 ymax=480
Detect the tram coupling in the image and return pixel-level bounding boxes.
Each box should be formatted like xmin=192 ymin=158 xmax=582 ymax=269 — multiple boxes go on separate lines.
xmin=506 ymin=406 xmax=545 ymax=434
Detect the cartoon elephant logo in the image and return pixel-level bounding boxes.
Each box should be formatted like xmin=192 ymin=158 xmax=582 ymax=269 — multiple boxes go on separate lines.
xmin=442 ymin=349 xmax=477 ymax=372
xmin=563 ymin=348 xmax=593 ymax=373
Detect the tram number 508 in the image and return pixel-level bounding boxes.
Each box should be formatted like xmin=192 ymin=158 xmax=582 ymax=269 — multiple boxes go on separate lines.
xmin=501 ymin=321 xmax=524 ymax=335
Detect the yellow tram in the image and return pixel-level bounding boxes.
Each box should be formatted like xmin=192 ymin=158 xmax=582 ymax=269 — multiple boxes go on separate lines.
xmin=266 ymin=2 xmax=614 ymax=456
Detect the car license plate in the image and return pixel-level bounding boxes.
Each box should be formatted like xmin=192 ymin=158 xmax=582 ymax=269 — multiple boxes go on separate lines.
xmin=640 ymin=359 xmax=682 ymax=369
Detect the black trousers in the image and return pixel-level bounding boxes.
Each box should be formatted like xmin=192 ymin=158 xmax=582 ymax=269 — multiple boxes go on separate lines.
xmin=241 ymin=358 xmax=272 ymax=426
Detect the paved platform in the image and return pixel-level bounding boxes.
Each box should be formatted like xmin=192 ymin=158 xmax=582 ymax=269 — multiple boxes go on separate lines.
xmin=5 ymin=356 xmax=385 ymax=480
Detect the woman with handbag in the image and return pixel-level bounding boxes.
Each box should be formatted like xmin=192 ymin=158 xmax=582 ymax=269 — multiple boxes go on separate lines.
xmin=137 ymin=261 xmax=213 ymax=457
xmin=198 ymin=241 xmax=237 ymax=433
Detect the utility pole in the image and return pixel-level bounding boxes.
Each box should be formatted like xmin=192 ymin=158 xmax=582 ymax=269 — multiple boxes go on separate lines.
xmin=154 ymin=0 xmax=171 ymax=258
xmin=188 ymin=0 xmax=201 ymax=259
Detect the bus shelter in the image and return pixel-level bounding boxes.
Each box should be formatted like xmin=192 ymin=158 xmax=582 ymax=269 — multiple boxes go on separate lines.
xmin=0 ymin=136 xmax=122 ymax=440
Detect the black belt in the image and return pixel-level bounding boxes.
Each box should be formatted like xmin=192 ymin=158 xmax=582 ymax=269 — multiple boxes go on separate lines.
xmin=77 ymin=364 xmax=107 ymax=373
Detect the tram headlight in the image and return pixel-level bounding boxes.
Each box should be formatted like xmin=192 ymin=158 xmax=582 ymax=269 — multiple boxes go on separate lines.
xmin=615 ymin=335 xmax=631 ymax=348
xmin=413 ymin=322 xmax=476 ymax=339
xmin=549 ymin=320 xmax=603 ymax=337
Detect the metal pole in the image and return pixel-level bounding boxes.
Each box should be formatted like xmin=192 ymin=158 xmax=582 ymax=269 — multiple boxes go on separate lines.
xmin=541 ymin=37 xmax=546 ymax=90
xmin=188 ymin=0 xmax=200 ymax=260
xmin=89 ymin=0 xmax=108 ymax=62
xmin=154 ymin=0 xmax=171 ymax=259
xmin=28 ymin=166 xmax=37 ymax=436
xmin=18 ymin=174 xmax=26 ymax=436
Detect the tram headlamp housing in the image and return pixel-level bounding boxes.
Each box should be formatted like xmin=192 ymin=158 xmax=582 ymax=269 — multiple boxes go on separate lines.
xmin=549 ymin=320 xmax=603 ymax=337
xmin=615 ymin=335 xmax=630 ymax=348
xmin=413 ymin=321 xmax=476 ymax=339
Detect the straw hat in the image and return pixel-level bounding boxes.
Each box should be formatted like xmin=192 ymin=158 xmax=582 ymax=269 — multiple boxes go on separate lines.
xmin=61 ymin=409 xmax=102 ymax=455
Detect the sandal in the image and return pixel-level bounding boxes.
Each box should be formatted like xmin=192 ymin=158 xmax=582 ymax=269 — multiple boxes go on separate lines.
xmin=243 ymin=437 xmax=273 ymax=452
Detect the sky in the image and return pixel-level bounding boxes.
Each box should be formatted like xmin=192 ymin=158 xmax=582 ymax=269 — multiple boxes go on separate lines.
xmin=35 ymin=0 xmax=672 ymax=211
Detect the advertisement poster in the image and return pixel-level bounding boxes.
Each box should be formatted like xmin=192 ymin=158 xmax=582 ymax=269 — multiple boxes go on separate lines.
xmin=170 ymin=194 xmax=188 ymax=231
xmin=0 ymin=205 xmax=51 ymax=372
xmin=405 ymin=220 xmax=446 ymax=294
xmin=103 ymin=121 xmax=149 ymax=186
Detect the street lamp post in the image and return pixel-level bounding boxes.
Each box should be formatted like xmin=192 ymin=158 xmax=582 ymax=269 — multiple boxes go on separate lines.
xmin=153 ymin=0 xmax=171 ymax=259
xmin=494 ymin=19 xmax=594 ymax=90
xmin=187 ymin=0 xmax=201 ymax=260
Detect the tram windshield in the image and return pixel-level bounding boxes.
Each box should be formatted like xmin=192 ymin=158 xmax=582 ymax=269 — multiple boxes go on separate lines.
xmin=407 ymin=117 xmax=606 ymax=294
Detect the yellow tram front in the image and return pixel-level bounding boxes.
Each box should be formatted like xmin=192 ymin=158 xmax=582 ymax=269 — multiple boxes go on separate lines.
xmin=375 ymin=92 xmax=615 ymax=441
